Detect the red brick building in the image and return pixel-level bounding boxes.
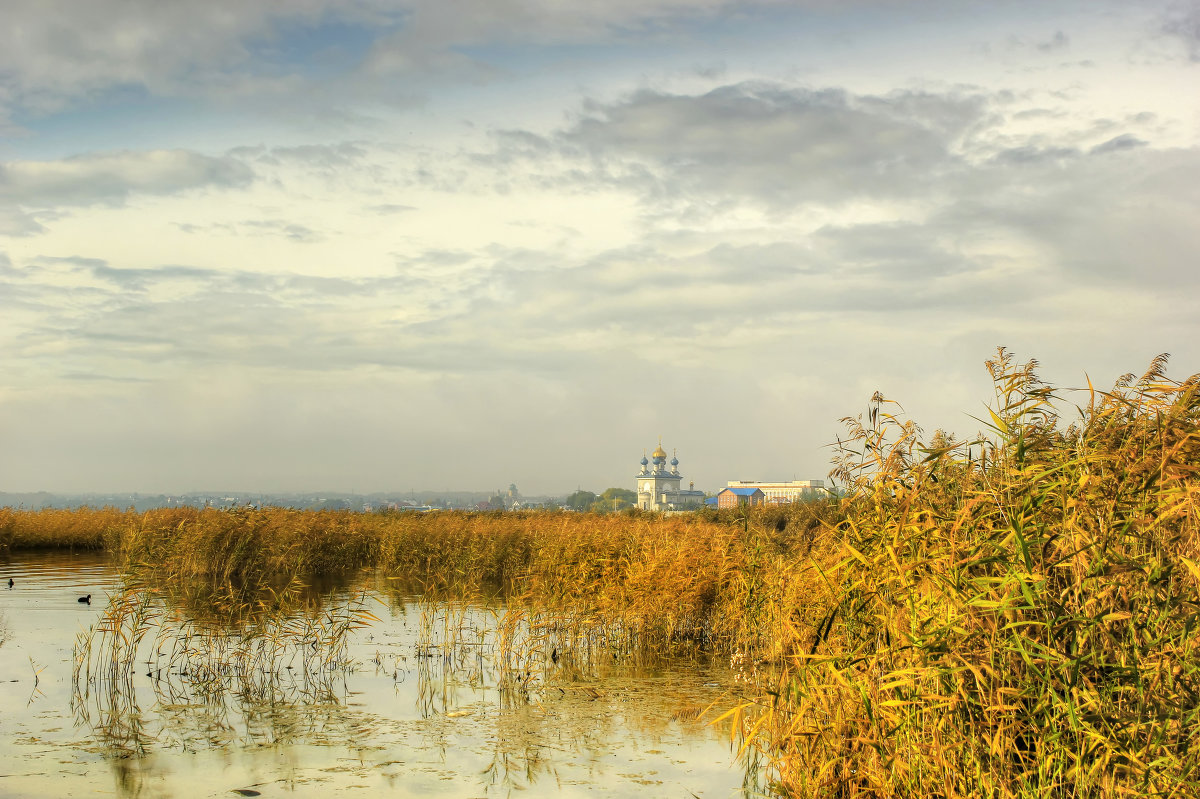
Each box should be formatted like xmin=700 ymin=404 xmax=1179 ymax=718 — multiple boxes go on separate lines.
xmin=716 ymin=486 xmax=765 ymax=508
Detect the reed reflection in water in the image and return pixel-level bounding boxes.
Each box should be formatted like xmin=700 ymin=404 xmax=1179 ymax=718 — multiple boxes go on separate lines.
xmin=0 ymin=553 xmax=757 ymax=798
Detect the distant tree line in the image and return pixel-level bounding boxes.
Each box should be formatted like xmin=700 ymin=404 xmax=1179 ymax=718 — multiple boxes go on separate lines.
xmin=564 ymin=487 xmax=638 ymax=513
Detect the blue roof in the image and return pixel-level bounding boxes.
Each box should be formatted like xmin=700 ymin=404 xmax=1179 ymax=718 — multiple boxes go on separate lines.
xmin=704 ymin=496 xmax=719 ymax=505
xmin=723 ymin=487 xmax=763 ymax=496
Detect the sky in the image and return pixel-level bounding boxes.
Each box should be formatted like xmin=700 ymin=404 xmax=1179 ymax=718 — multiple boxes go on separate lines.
xmin=1 ymin=0 xmax=1198 ymax=496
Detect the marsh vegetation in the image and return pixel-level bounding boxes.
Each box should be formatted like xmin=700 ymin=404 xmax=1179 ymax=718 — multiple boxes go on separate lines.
xmin=2 ymin=554 xmax=744 ymax=797
xmin=2 ymin=349 xmax=1198 ymax=797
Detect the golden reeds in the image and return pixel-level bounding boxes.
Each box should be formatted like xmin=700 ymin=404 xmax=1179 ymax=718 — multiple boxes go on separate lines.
xmin=72 ymin=575 xmax=379 ymax=754
xmin=0 ymin=505 xmax=126 ymax=551
xmin=733 ymin=349 xmax=1200 ymax=797
xmin=14 ymin=349 xmax=1200 ymax=796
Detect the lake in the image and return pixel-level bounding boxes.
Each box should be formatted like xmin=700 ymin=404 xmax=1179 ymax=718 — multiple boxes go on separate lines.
xmin=0 ymin=552 xmax=762 ymax=798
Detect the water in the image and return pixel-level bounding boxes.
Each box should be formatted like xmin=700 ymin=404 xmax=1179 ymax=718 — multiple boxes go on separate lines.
xmin=0 ymin=553 xmax=759 ymax=798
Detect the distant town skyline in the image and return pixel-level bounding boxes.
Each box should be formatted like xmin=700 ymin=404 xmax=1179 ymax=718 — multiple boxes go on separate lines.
xmin=2 ymin=1 xmax=1197 ymax=495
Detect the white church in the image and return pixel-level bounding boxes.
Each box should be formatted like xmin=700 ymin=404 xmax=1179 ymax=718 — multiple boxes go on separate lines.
xmin=636 ymin=440 xmax=706 ymax=511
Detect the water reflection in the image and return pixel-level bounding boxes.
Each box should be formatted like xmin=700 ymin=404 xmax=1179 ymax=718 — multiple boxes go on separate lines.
xmin=73 ymin=575 xmax=376 ymax=759
xmin=1 ymin=553 xmax=760 ymax=798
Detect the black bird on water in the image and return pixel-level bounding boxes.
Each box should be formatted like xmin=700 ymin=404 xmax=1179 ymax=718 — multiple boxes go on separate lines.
xmin=6 ymin=577 xmax=11 ymax=589
xmin=78 ymin=594 xmax=91 ymax=604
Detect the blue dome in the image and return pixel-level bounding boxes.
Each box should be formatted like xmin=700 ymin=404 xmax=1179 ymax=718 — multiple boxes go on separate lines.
xmin=670 ymin=456 xmax=679 ymax=466
xmin=640 ymin=456 xmax=649 ymax=465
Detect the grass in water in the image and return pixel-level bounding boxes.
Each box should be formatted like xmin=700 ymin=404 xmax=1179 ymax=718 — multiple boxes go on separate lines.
xmin=72 ymin=575 xmax=379 ymax=755
xmin=10 ymin=349 xmax=1200 ymax=796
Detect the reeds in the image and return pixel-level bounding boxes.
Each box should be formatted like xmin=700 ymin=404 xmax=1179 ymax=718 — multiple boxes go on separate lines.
xmin=0 ymin=505 xmax=127 ymax=551
xmin=13 ymin=349 xmax=1200 ymax=796
xmin=731 ymin=349 xmax=1200 ymax=797
xmin=72 ymin=576 xmax=379 ymax=754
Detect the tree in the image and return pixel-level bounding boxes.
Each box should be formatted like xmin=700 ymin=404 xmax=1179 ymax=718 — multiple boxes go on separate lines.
xmin=601 ymin=487 xmax=636 ymax=503
xmin=565 ymin=489 xmax=597 ymax=511
xmin=590 ymin=487 xmax=638 ymax=513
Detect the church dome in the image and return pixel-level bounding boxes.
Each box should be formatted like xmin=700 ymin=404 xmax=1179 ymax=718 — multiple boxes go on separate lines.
xmin=652 ymin=444 xmax=667 ymax=460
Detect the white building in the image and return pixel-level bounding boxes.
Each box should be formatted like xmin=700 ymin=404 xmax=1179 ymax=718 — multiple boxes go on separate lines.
xmin=637 ymin=441 xmax=706 ymax=511
xmin=725 ymin=480 xmax=825 ymax=505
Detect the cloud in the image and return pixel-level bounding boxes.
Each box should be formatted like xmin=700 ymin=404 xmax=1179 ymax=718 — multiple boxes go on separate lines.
xmin=1003 ymin=30 xmax=1070 ymax=54
xmin=1037 ymin=31 xmax=1070 ymax=53
xmin=0 ymin=0 xmax=855 ymax=121
xmin=0 ymin=149 xmax=253 ymax=209
xmin=242 ymin=219 xmax=324 ymax=243
xmin=388 ymin=226 xmax=1026 ymax=373
xmin=229 ymin=142 xmax=369 ymax=170
xmin=23 ymin=256 xmax=216 ymax=292
xmin=1089 ymin=133 xmax=1148 ymax=155
xmin=1163 ymin=3 xmax=1200 ymax=61
xmin=0 ymin=1 xmax=401 ymax=113
xmin=358 ymin=0 xmax=785 ymax=79
xmin=0 ymin=252 xmax=487 ymax=379
xmin=61 ymin=372 xmax=151 ymax=383
xmin=988 ymin=144 xmax=1080 ymax=165
xmin=931 ymin=144 xmax=1200 ymax=291
xmin=365 ymin=203 xmax=416 ymax=215
xmin=1 ymin=1 xmax=1197 ymax=497
xmin=7 ymin=73 xmax=1187 ymax=392
xmin=486 ymin=82 xmax=989 ymax=209
xmin=471 ymin=78 xmax=1197 ymax=303
xmin=0 ymin=209 xmax=49 ymax=236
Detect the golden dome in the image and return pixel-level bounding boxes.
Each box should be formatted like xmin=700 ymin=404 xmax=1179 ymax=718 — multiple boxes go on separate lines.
xmin=652 ymin=443 xmax=667 ymax=460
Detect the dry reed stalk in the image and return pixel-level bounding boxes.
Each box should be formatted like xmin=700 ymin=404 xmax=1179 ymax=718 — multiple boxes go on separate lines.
xmin=72 ymin=578 xmax=380 ymax=754
xmin=733 ymin=350 xmax=1200 ymax=798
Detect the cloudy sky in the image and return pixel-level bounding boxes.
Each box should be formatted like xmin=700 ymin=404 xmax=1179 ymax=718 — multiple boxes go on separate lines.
xmin=1 ymin=0 xmax=1197 ymax=496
